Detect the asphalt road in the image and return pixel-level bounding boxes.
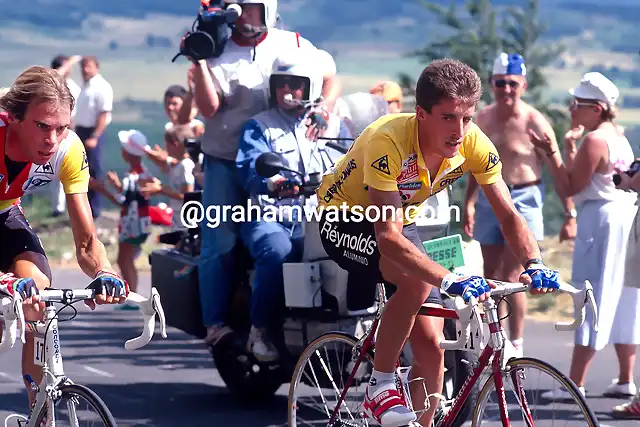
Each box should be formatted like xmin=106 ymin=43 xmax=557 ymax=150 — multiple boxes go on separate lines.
xmin=0 ymin=268 xmax=638 ymax=426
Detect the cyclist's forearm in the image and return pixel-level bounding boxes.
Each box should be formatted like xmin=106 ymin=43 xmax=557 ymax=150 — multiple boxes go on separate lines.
xmin=500 ymin=212 xmax=542 ymax=267
xmin=377 ymin=231 xmax=451 ymax=287
xmin=76 ymin=234 xmax=114 ymax=278
xmin=464 ymin=175 xmax=479 ymax=208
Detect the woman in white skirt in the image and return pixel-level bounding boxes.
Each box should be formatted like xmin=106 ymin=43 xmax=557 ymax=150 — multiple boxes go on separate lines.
xmin=529 ymin=72 xmax=640 ymax=400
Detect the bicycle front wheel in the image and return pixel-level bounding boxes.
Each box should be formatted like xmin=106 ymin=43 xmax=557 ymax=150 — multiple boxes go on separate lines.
xmin=288 ymin=332 xmax=375 ymax=427
xmin=472 ymin=357 xmax=598 ymax=426
xmin=34 ymin=383 xmax=117 ymax=426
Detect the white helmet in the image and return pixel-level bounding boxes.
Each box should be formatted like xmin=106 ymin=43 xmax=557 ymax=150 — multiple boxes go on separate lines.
xmin=225 ymin=0 xmax=278 ymax=29
xmin=270 ymin=49 xmax=323 ymax=106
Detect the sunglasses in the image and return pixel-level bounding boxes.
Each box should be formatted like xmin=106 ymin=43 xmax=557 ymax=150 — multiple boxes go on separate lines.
xmin=493 ymin=79 xmax=519 ymax=89
xmin=273 ymin=75 xmax=307 ymax=90
xmin=569 ymin=99 xmax=600 ymax=109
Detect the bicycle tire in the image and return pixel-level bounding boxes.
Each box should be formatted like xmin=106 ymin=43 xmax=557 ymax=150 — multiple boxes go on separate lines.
xmin=472 ymin=357 xmax=598 ymax=426
xmin=34 ymin=383 xmax=117 ymax=426
xmin=288 ymin=332 xmax=375 ymax=427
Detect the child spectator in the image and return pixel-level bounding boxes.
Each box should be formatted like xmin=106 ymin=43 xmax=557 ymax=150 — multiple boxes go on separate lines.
xmin=93 ymin=129 xmax=153 ymax=310
xmin=163 ymin=84 xmax=204 ymax=136
xmin=140 ymin=125 xmax=196 ymax=230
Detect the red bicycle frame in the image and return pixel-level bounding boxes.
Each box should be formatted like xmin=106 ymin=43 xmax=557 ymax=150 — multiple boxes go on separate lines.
xmin=326 ymin=303 xmax=535 ymax=427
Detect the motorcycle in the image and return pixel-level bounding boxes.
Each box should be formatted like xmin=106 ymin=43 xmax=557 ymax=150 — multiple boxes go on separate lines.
xmin=149 ymin=141 xmax=479 ymax=423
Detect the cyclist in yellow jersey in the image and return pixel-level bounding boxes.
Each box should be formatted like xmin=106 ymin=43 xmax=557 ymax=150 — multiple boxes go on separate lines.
xmin=0 ymin=66 xmax=129 ymax=408
xmin=316 ymin=59 xmax=562 ymax=427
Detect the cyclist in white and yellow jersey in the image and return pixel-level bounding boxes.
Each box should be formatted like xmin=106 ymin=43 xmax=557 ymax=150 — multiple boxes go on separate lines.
xmin=316 ymin=59 xmax=562 ymax=427
xmin=0 ymin=66 xmax=129 ymax=407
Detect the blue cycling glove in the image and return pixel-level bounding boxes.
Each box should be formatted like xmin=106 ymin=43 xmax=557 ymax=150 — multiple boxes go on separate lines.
xmin=0 ymin=273 xmax=39 ymax=300
xmin=522 ymin=262 xmax=560 ymax=291
xmin=441 ymin=273 xmax=490 ymax=302
xmin=87 ymin=270 xmax=129 ymax=298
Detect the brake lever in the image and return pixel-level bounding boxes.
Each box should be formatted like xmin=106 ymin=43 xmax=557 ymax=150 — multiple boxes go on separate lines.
xmin=13 ymin=294 xmax=25 ymax=345
xmin=585 ymin=281 xmax=598 ymax=332
xmin=151 ymin=288 xmax=167 ymax=339
xmin=554 ymin=280 xmax=596 ymax=332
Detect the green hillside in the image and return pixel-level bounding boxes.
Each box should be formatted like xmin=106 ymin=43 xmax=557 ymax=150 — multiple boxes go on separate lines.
xmin=3 ymin=0 xmax=640 ymax=237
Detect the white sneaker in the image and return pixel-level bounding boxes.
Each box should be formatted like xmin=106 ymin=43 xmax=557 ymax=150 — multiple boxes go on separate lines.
xmin=247 ymin=326 xmax=279 ymax=362
xmin=604 ymin=379 xmax=637 ymax=397
xmin=541 ymin=385 xmax=586 ymax=401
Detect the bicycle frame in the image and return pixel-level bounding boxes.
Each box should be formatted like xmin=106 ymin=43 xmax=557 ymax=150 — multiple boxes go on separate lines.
xmin=23 ymin=302 xmax=80 ymax=427
xmin=326 ymin=285 xmax=533 ymax=427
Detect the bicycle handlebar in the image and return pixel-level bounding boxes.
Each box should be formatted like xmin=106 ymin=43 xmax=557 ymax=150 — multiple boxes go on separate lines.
xmin=0 ymin=287 xmax=167 ymax=356
xmin=439 ymin=279 xmax=598 ymax=351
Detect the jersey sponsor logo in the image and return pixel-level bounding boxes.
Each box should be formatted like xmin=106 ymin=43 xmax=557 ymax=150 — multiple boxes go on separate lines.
xmin=320 ymin=220 xmax=377 ymax=265
xmin=34 ymin=162 xmax=54 ymax=175
xmin=371 ymin=155 xmax=391 ymax=175
xmin=439 ymin=176 xmax=462 ymax=187
xmin=450 ymin=166 xmax=464 ymax=175
xmin=323 ymin=159 xmax=357 ymax=203
xmin=81 ymin=151 xmax=89 ymax=170
xmin=398 ymin=154 xmax=418 ymax=182
xmin=398 ymin=182 xmax=421 ymax=191
xmin=486 ymin=152 xmax=500 ymax=171
xmin=22 ymin=176 xmax=51 ymax=191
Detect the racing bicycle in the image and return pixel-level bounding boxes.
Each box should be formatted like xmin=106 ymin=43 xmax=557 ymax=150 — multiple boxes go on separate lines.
xmin=288 ymin=279 xmax=600 ymax=426
xmin=0 ymin=286 xmax=167 ymax=427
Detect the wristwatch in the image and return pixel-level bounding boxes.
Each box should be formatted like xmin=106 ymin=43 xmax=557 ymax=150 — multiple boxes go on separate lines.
xmin=564 ymin=208 xmax=577 ymax=219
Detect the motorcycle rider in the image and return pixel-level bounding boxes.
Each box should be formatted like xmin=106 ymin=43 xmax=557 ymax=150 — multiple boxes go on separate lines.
xmin=235 ymin=49 xmax=331 ymax=361
xmin=188 ymin=0 xmax=341 ymax=347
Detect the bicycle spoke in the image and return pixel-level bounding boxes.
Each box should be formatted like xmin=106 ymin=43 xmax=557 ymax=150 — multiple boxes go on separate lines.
xmin=289 ymin=333 xmax=373 ymax=427
xmin=473 ymin=358 xmax=597 ymax=426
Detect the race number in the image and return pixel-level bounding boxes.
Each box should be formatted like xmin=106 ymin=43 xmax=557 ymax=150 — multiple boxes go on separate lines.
xmin=34 ymin=335 xmax=46 ymax=367
xmin=455 ymin=320 xmax=490 ymax=354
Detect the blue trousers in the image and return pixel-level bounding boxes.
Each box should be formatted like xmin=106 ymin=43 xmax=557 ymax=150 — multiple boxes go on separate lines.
xmin=239 ymin=220 xmax=304 ymax=328
xmin=198 ymin=155 xmax=244 ymax=327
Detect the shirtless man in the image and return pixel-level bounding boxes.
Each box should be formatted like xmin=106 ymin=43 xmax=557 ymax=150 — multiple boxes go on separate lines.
xmin=463 ymin=53 xmax=576 ymax=355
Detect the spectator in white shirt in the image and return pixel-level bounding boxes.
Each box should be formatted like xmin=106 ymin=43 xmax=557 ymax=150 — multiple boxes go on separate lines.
xmin=49 ymin=54 xmax=82 ymax=217
xmin=74 ymin=56 xmax=114 ymax=219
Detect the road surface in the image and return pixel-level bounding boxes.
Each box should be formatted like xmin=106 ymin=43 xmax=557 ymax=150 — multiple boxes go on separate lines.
xmin=0 ymin=268 xmax=637 ymax=426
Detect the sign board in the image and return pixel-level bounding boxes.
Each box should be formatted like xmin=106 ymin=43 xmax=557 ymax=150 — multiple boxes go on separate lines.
xmin=423 ymin=234 xmax=465 ymax=272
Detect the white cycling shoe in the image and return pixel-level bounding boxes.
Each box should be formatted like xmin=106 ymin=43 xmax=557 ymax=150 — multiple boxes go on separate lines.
xmin=363 ymin=382 xmax=416 ymax=427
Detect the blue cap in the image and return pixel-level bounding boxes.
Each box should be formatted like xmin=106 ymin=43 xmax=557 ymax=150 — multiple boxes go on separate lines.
xmin=492 ymin=53 xmax=526 ymax=76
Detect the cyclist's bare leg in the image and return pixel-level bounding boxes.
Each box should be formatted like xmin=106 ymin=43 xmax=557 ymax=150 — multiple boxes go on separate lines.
xmin=408 ymin=310 xmax=444 ymax=426
xmin=568 ymin=344 xmax=596 ymax=387
xmin=117 ymin=242 xmax=138 ymax=293
xmin=376 ymin=256 xmax=435 ymax=373
xmin=11 ymin=252 xmax=51 ymax=407
xmin=502 ymin=245 xmax=527 ymax=343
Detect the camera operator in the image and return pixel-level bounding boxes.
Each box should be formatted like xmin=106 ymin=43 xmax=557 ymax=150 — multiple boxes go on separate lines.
xmin=234 ymin=49 xmax=333 ymax=362
xmin=184 ymin=0 xmax=342 ymax=347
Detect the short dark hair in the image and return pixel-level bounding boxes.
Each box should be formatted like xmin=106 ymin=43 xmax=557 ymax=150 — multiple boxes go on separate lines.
xmin=51 ymin=55 xmax=68 ymax=70
xmin=415 ymin=59 xmax=482 ymax=112
xmin=81 ymin=56 xmax=99 ymax=68
xmin=164 ymin=85 xmax=188 ymax=101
